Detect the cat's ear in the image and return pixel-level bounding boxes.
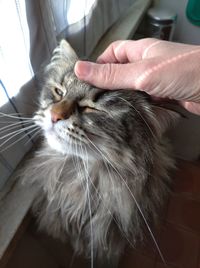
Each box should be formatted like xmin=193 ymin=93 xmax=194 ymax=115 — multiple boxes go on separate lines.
xmin=151 ymin=102 xmax=184 ymax=135
xmin=153 ymin=107 xmax=179 ymax=135
xmin=52 ymin=39 xmax=78 ymax=63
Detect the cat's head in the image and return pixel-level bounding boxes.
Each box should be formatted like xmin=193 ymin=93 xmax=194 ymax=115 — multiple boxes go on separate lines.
xmin=35 ymin=40 xmax=178 ymax=163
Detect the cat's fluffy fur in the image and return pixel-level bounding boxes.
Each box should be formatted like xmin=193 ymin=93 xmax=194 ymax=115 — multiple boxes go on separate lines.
xmin=23 ymin=40 xmax=176 ymax=263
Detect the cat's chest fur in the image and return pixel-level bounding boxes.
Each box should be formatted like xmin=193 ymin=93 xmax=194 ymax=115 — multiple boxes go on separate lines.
xmin=29 ymin=146 xmax=140 ymax=259
xmin=34 ymin=151 xmax=133 ymax=222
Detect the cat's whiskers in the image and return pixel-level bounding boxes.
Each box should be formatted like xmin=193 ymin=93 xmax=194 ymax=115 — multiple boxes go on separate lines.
xmin=0 ymin=111 xmax=34 ymax=120
xmin=87 ymin=130 xmax=110 ymax=141
xmin=84 ymin=141 xmax=138 ymax=251
xmin=72 ymin=142 xmax=84 ymax=205
xmin=0 ymin=124 xmax=38 ymax=141
xmin=71 ymin=143 xmax=82 ymax=187
xmin=72 ymin=139 xmax=89 ymax=221
xmin=0 ymin=118 xmax=34 ymax=124
xmin=24 ymin=128 xmax=42 ymax=145
xmin=0 ymin=113 xmax=36 ymax=144
xmin=80 ymin=143 xmax=94 ymax=268
xmin=117 ymin=97 xmax=156 ymax=139
xmin=68 ymin=141 xmax=89 ymax=268
xmin=70 ymin=140 xmax=79 ymax=178
xmin=47 ymin=156 xmax=67 ymax=207
xmin=86 ymin=136 xmax=167 ymax=266
xmin=66 ymin=140 xmax=93 ymax=266
xmin=0 ymin=126 xmax=40 ymax=153
xmin=70 ymin=141 xmax=88 ymax=252
xmin=0 ymin=120 xmax=34 ymax=134
xmin=77 ymin=145 xmax=88 ymax=214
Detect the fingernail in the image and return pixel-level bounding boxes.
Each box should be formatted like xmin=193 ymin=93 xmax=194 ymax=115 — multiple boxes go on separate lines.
xmin=74 ymin=61 xmax=91 ymax=78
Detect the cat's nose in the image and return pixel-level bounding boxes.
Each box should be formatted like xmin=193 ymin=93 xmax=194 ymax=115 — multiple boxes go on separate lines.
xmin=50 ymin=100 xmax=75 ymax=123
xmin=51 ymin=110 xmax=64 ymax=123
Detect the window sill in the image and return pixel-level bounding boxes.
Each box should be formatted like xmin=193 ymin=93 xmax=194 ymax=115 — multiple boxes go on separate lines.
xmin=0 ymin=155 xmax=39 ymax=265
xmin=90 ymin=0 xmax=151 ymax=60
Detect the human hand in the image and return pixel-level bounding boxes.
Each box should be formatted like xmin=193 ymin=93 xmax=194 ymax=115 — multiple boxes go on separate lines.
xmin=74 ymin=38 xmax=200 ymax=115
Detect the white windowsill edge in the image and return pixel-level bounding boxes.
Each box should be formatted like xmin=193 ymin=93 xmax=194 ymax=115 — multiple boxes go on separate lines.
xmin=0 ymin=166 xmax=39 ymax=260
xmin=0 ymin=0 xmax=151 ymax=261
xmin=90 ymin=0 xmax=151 ymax=60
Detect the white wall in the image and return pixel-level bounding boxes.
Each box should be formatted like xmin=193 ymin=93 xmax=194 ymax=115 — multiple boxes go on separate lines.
xmin=154 ymin=0 xmax=200 ymax=160
xmin=159 ymin=0 xmax=200 ymax=44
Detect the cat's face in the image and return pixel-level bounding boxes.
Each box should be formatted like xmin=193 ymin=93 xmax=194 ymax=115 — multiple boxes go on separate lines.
xmin=35 ymin=40 xmax=175 ymax=162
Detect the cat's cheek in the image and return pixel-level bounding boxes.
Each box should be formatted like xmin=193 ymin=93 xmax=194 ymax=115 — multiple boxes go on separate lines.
xmin=43 ymin=111 xmax=54 ymax=131
xmin=45 ymin=132 xmax=67 ymax=154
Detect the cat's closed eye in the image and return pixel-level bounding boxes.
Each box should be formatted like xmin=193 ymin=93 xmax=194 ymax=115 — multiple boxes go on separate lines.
xmin=79 ymin=106 xmax=100 ymax=113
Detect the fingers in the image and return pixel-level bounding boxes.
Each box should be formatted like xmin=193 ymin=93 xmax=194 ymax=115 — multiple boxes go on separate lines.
xmin=74 ymin=59 xmax=156 ymax=90
xmin=96 ymin=41 xmax=124 ymax=63
xmin=181 ymin=102 xmax=200 ymax=115
xmin=97 ymin=39 xmax=158 ymax=64
xmin=97 ymin=39 xmax=197 ymax=64
xmin=96 ymin=40 xmax=136 ymax=63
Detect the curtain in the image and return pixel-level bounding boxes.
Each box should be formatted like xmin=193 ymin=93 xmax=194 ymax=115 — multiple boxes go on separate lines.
xmin=0 ymin=0 xmax=136 ymax=190
xmin=0 ymin=0 xmax=37 ymax=189
xmin=26 ymin=0 xmax=136 ymax=71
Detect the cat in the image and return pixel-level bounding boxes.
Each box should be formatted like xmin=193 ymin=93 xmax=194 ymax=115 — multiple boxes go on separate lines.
xmin=23 ymin=40 xmax=178 ymax=265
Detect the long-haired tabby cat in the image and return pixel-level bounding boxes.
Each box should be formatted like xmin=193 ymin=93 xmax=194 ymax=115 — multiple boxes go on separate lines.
xmin=23 ymin=40 xmax=178 ymax=265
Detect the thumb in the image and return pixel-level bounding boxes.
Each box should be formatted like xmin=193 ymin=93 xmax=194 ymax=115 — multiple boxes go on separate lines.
xmin=74 ymin=60 xmax=148 ymax=90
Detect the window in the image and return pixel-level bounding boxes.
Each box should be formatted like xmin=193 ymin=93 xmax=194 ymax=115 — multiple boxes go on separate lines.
xmin=0 ymin=0 xmax=138 ymax=190
xmin=0 ymin=0 xmax=33 ymax=107
xmin=0 ymin=0 xmax=34 ymax=190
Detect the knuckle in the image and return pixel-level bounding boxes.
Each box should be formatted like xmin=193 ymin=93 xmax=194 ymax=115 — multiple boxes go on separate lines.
xmin=102 ymin=63 xmax=117 ymax=87
xmin=103 ymin=63 xmax=113 ymax=83
xmin=143 ymin=37 xmax=158 ymax=44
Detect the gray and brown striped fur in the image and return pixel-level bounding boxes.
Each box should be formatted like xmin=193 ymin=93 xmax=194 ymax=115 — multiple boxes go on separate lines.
xmin=23 ymin=40 xmax=177 ymax=264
